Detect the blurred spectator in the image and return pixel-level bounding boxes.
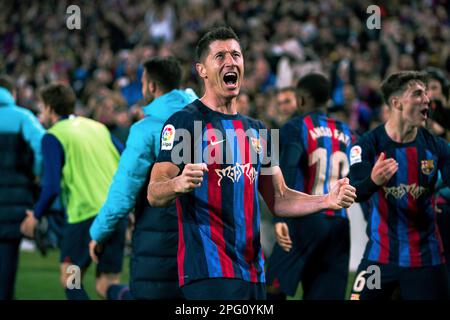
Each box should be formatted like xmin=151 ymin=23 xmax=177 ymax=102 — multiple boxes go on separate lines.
xmin=236 ymin=91 xmax=252 ymax=116
xmin=275 ymin=87 xmax=299 ymax=126
xmin=0 ymin=0 xmax=449 ymax=135
xmin=426 ymin=67 xmax=450 ymax=139
xmin=145 ymin=0 xmax=176 ymax=45
xmin=342 ymin=83 xmax=372 ymax=135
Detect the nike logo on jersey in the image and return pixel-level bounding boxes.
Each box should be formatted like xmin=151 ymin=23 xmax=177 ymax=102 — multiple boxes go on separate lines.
xmin=210 ymin=139 xmax=225 ymax=146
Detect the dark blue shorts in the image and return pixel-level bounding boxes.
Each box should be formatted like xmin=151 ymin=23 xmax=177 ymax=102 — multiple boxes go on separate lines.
xmin=181 ymin=278 xmax=266 ymax=300
xmin=60 ymin=215 xmax=127 ymax=275
xmin=350 ymin=259 xmax=450 ymax=300
xmin=266 ymin=215 xmax=350 ymax=299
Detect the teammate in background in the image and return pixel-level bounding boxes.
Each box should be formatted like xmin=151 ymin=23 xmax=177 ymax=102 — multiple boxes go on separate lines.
xmin=147 ymin=26 xmax=357 ymax=300
xmin=349 ymin=71 xmax=450 ymax=300
xmin=20 ymin=83 xmax=126 ymax=300
xmin=0 ymin=75 xmax=45 ymax=300
xmin=425 ymin=67 xmax=450 ymax=286
xmin=89 ymin=57 xmax=197 ymax=300
xmin=266 ymin=73 xmax=354 ymax=300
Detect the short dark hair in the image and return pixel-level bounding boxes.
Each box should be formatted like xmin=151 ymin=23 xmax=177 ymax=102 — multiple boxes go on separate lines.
xmin=425 ymin=67 xmax=449 ymax=100
xmin=0 ymin=75 xmax=15 ymax=94
xmin=296 ymin=73 xmax=330 ymax=105
xmin=380 ymin=71 xmax=429 ymax=107
xmin=277 ymin=86 xmax=296 ymax=94
xmin=196 ymin=26 xmax=240 ymax=62
xmin=143 ymin=56 xmax=182 ymax=92
xmin=39 ymin=83 xmax=76 ymax=116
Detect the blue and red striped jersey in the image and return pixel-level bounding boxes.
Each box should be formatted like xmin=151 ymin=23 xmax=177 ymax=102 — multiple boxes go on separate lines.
xmin=350 ymin=125 xmax=450 ymax=267
xmin=278 ymin=112 xmax=354 ymax=219
xmin=156 ymin=100 xmax=270 ymax=286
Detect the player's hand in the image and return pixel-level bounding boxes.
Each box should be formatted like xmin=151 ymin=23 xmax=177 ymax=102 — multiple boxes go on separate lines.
xmin=275 ymin=222 xmax=292 ymax=252
xmin=173 ymin=163 xmax=209 ymax=194
xmin=326 ymin=178 xmax=357 ymax=210
xmin=371 ymin=152 xmax=398 ymax=186
xmin=89 ymin=240 xmax=103 ymax=264
xmin=20 ymin=209 xmax=38 ymax=238
xmin=434 ymin=196 xmax=447 ymax=214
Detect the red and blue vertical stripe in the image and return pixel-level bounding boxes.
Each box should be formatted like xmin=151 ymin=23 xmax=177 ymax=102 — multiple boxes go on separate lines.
xmin=366 ymin=147 xmax=445 ymax=267
xmin=395 ymin=147 xmax=422 ymax=267
xmin=303 ymin=115 xmax=317 ymax=195
xmin=177 ymin=119 xmax=264 ymax=285
xmin=367 ymin=185 xmax=390 ymax=264
xmin=222 ymin=120 xmax=258 ymax=282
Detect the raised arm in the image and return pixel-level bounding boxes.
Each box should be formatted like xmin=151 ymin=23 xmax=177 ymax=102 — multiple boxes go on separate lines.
xmin=147 ymin=162 xmax=208 ymax=207
xmin=258 ymin=166 xmax=356 ymax=218
xmin=350 ymin=152 xmax=398 ymax=202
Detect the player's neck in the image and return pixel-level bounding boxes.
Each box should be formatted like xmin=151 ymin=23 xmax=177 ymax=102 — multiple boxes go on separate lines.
xmin=200 ymin=95 xmax=238 ymax=115
xmin=385 ymin=118 xmax=418 ymax=143
xmin=304 ymin=104 xmax=326 ymax=114
xmin=49 ymin=112 xmax=61 ymax=126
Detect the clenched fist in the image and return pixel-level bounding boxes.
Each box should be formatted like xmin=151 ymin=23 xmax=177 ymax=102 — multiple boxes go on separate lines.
xmin=173 ymin=163 xmax=209 ymax=194
xmin=326 ymin=178 xmax=357 ymax=210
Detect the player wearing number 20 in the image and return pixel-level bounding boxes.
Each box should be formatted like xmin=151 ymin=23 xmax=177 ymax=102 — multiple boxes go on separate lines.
xmin=266 ymin=73 xmax=354 ymax=300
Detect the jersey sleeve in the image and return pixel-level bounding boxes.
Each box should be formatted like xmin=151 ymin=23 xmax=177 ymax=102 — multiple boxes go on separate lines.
xmin=273 ymin=121 xmax=304 ymax=224
xmin=279 ymin=121 xmax=304 ymax=189
xmin=156 ymin=111 xmax=194 ymax=172
xmin=349 ymin=133 xmax=379 ymax=202
xmin=33 ymin=134 xmax=64 ymax=220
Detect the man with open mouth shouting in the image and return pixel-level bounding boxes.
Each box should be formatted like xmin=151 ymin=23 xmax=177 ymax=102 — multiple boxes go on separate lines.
xmin=349 ymin=71 xmax=450 ymax=300
xmin=147 ymin=26 xmax=357 ymax=300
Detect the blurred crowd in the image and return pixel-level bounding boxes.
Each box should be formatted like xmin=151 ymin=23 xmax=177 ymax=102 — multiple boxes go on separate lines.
xmin=1 ymin=0 xmax=450 ymax=142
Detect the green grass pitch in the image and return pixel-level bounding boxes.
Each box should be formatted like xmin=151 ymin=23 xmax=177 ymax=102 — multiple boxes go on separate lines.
xmin=15 ymin=250 xmax=355 ymax=300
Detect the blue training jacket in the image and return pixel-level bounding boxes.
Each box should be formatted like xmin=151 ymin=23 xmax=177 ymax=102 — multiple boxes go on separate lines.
xmin=0 ymin=86 xmax=45 ymax=240
xmin=89 ymin=88 xmax=197 ymax=243
xmin=0 ymin=87 xmax=44 ymax=176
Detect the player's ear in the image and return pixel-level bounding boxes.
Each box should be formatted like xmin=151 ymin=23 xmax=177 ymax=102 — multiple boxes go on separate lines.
xmin=390 ymin=96 xmax=402 ymax=111
xmin=149 ymin=81 xmax=156 ymax=94
xmin=196 ymin=63 xmax=207 ymax=79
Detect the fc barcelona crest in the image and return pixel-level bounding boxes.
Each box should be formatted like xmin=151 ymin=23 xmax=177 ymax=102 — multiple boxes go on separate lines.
xmin=251 ymin=137 xmax=262 ymax=154
xmin=421 ymin=159 xmax=434 ymax=175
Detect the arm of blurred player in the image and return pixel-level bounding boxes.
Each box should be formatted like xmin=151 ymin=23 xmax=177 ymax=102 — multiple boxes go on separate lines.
xmin=90 ymin=122 xmax=155 ymax=245
xmin=147 ymin=162 xmax=209 ymax=207
xmin=21 ymin=134 xmax=64 ymax=238
xmin=258 ymin=166 xmax=356 ymax=218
